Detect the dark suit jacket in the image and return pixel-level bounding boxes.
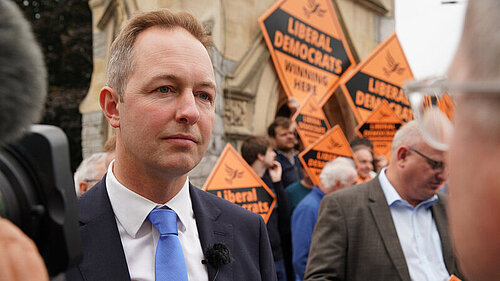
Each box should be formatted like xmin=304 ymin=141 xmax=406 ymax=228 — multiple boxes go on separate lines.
xmin=66 ymin=178 xmax=276 ymax=281
xmin=304 ymin=177 xmax=463 ymax=281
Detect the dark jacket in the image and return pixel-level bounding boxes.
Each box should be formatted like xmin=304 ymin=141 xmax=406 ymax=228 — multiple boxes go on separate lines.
xmin=66 ymin=177 xmax=277 ymax=281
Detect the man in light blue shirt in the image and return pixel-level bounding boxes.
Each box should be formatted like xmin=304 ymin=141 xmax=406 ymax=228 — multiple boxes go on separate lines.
xmin=304 ymin=121 xmax=464 ymax=281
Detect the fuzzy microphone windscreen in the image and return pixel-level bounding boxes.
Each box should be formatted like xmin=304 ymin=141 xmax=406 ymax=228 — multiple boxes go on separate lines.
xmin=0 ymin=0 xmax=47 ymax=144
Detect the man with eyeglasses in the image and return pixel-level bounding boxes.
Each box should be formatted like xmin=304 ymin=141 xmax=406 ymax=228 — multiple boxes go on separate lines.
xmin=404 ymin=1 xmax=500 ymax=280
xmin=304 ymin=121 xmax=464 ymax=281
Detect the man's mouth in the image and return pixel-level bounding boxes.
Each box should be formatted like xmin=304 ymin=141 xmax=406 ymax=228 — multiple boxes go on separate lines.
xmin=162 ymin=134 xmax=198 ymax=145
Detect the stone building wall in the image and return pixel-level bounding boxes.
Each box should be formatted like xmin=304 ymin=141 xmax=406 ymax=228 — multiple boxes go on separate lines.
xmin=80 ymin=0 xmax=394 ymax=186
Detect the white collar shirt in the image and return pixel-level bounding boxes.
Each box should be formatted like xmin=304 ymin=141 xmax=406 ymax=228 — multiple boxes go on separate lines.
xmin=106 ymin=161 xmax=208 ymax=281
xmin=378 ymin=168 xmax=450 ymax=281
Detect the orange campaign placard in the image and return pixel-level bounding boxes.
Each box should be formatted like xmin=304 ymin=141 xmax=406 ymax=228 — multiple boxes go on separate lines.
xmin=292 ymin=94 xmax=331 ymax=148
xmin=448 ymin=275 xmax=462 ymax=281
xmin=422 ymin=93 xmax=455 ymax=120
xmin=356 ymin=101 xmax=404 ymax=161
xmin=203 ymin=143 xmax=276 ymax=223
xmin=299 ymin=125 xmax=356 ymax=186
xmin=339 ymin=33 xmax=414 ymax=122
xmin=259 ymin=0 xmax=356 ymax=106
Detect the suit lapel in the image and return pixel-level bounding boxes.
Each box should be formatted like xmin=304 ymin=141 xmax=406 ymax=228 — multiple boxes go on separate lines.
xmin=431 ymin=194 xmax=457 ymax=275
xmin=77 ymin=180 xmax=131 ymax=281
xmin=190 ymin=184 xmax=234 ymax=281
xmin=367 ymin=179 xmax=411 ymax=281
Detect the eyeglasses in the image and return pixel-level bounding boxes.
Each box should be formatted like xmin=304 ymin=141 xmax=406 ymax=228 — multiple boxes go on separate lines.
xmin=404 ymin=76 xmax=500 ymax=150
xmin=408 ymin=147 xmax=444 ymax=170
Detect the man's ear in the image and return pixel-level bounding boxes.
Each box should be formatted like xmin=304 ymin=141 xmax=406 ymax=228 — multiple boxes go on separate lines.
xmin=100 ymin=86 xmax=120 ymax=128
xmin=79 ymin=181 xmax=89 ymax=195
xmin=269 ymin=137 xmax=276 ymax=148
xmin=256 ymin=153 xmax=265 ymax=162
xmin=396 ymin=146 xmax=409 ymax=167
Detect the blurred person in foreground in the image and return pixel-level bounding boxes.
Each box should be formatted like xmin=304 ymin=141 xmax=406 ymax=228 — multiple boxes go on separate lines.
xmin=408 ymin=0 xmax=500 ymax=279
xmin=73 ymin=152 xmax=107 ymax=196
xmin=66 ymin=9 xmax=275 ymax=281
xmin=0 ymin=0 xmax=49 ymax=280
xmin=241 ymin=136 xmax=292 ymax=281
xmin=304 ymin=121 xmax=464 ymax=281
xmin=291 ymin=157 xmax=357 ymax=281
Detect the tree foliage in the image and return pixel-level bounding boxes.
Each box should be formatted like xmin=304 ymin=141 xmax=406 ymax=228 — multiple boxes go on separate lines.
xmin=12 ymin=0 xmax=93 ymax=171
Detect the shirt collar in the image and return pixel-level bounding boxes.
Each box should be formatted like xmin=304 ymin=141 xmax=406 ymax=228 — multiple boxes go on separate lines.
xmin=275 ymin=149 xmax=297 ymax=162
xmin=312 ymin=185 xmax=325 ymax=197
xmin=106 ymin=160 xmax=192 ymax=238
xmin=378 ymin=167 xmax=438 ymax=209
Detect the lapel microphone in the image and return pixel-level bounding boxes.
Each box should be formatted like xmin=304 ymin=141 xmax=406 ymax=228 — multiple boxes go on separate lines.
xmin=201 ymin=243 xmax=231 ymax=281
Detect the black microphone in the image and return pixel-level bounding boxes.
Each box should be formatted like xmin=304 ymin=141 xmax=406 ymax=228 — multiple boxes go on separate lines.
xmin=0 ymin=0 xmax=47 ymax=145
xmin=201 ymin=243 xmax=232 ymax=281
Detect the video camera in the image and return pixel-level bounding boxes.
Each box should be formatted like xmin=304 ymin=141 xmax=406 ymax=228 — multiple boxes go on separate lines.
xmin=0 ymin=125 xmax=81 ymax=276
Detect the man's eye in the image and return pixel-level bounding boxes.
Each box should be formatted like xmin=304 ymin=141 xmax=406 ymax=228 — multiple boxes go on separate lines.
xmin=157 ymin=86 xmax=170 ymax=93
xmin=199 ymin=93 xmax=211 ymax=100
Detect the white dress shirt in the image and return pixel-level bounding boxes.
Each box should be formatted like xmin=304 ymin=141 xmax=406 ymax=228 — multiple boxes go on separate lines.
xmin=106 ymin=161 xmax=209 ymax=281
xmin=379 ymin=168 xmax=450 ymax=281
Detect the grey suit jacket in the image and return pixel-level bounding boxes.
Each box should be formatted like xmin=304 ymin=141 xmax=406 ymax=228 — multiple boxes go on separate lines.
xmin=303 ymin=176 xmax=462 ymax=281
xmin=66 ymin=177 xmax=276 ymax=281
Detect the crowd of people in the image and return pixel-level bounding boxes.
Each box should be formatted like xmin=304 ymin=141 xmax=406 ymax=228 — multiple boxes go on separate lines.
xmin=1 ymin=0 xmax=500 ymax=280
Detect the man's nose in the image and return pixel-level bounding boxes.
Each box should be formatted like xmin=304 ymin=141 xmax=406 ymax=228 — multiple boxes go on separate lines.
xmin=175 ymin=91 xmax=200 ymax=125
xmin=435 ymin=166 xmax=447 ymax=181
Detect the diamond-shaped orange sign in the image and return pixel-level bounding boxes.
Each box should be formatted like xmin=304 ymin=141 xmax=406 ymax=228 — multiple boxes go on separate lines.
xmin=259 ymin=0 xmax=356 ymax=106
xmin=292 ymin=94 xmax=330 ymax=148
xmin=203 ymin=143 xmax=276 ymax=223
xmin=299 ymin=125 xmax=356 ymax=186
xmin=339 ymin=33 xmax=414 ymax=122
xmin=356 ymin=101 xmax=404 ymax=161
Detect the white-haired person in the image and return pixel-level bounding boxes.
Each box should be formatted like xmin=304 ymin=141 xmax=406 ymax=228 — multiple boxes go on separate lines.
xmin=74 ymin=152 xmax=107 ymax=196
xmin=291 ymin=157 xmax=358 ymax=280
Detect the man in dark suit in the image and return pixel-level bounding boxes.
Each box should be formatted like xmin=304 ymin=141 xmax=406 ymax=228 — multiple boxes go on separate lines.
xmin=304 ymin=121 xmax=463 ymax=281
xmin=66 ymin=9 xmax=275 ymax=281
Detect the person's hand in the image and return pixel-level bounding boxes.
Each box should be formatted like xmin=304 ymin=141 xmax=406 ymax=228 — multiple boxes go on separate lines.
xmin=287 ymin=97 xmax=299 ymax=116
xmin=269 ymin=160 xmax=282 ymax=183
xmin=0 ymin=218 xmax=49 ymax=281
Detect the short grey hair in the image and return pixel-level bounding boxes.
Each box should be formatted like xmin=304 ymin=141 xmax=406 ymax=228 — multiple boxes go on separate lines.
xmin=74 ymin=152 xmax=107 ymax=195
xmin=450 ymin=0 xmax=500 ymax=135
xmin=319 ymin=157 xmax=357 ymax=192
xmin=456 ymin=0 xmax=500 ymax=80
xmin=391 ymin=120 xmax=423 ymax=152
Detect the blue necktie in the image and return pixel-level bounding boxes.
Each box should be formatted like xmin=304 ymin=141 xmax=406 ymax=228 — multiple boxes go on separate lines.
xmin=148 ymin=208 xmax=188 ymax=281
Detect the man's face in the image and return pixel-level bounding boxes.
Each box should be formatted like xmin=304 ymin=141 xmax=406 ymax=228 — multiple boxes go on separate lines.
xmin=116 ymin=27 xmax=216 ymax=177
xmin=273 ymin=126 xmax=296 ymax=151
xmin=447 ymin=60 xmax=500 ymax=280
xmin=354 ymin=148 xmax=373 ymax=179
xmin=261 ymin=147 xmax=277 ymax=169
xmin=400 ymin=142 xmax=446 ymax=205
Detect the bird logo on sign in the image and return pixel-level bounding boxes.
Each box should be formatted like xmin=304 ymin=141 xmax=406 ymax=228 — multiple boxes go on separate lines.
xmin=327 ymin=138 xmax=342 ymax=150
xmin=224 ymin=164 xmax=244 ymax=185
xmin=375 ymin=109 xmax=391 ymax=120
xmin=303 ymin=0 xmax=326 ymax=18
xmin=383 ymin=52 xmax=405 ymax=78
